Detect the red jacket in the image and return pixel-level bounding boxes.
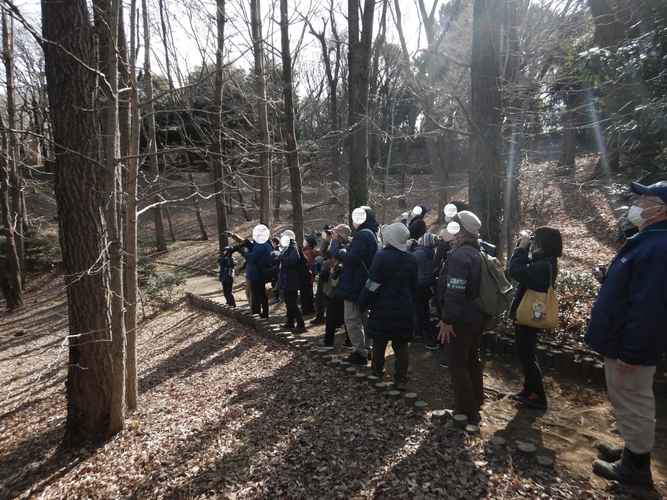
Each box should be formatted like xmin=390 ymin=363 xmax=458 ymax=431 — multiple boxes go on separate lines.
xmin=303 ymin=246 xmax=319 ymax=284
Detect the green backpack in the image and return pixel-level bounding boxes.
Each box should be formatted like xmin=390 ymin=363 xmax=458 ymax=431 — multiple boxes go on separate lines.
xmin=461 ymin=245 xmax=514 ymax=317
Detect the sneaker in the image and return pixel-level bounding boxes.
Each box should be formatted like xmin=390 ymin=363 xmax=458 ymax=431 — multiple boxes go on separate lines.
xmin=315 ymin=341 xmax=334 ymax=350
xmin=393 ymin=379 xmax=407 ymax=391
xmin=343 ymin=352 xmax=368 ymax=365
xmin=291 ymin=326 xmax=307 ymax=334
xmin=438 ymin=359 xmax=448 ymax=368
xmin=425 ymin=340 xmax=442 ymax=350
xmin=413 ymin=335 xmax=425 ymax=342
xmin=269 ymin=298 xmax=280 ymax=305
xmin=310 ymin=317 xmax=326 ymax=325
xmin=517 ymin=392 xmax=548 ymax=410
xmin=281 ymin=323 xmax=294 ymax=330
xmin=341 ymin=339 xmax=353 ymax=350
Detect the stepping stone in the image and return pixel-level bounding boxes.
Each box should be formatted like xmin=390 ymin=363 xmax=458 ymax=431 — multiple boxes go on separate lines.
xmin=387 ymin=390 xmax=402 ymax=400
xmin=316 ymin=348 xmax=329 ymax=358
xmin=308 ymin=348 xmax=319 ymax=358
xmin=345 ymin=366 xmax=357 ymax=376
xmin=339 ymin=361 xmax=351 ymax=372
xmin=465 ymin=424 xmax=480 ymax=435
xmin=487 ymin=436 xmax=506 ymax=449
xmin=452 ymin=414 xmax=468 ymax=429
xmin=366 ymin=375 xmax=380 ymax=386
xmin=536 ymin=455 xmax=554 ymax=469
xmin=517 ymin=443 xmax=537 ymax=457
xmin=431 ymin=410 xmax=452 ymax=422
xmin=375 ymin=383 xmax=387 ymax=393
xmin=298 ymin=343 xmax=312 ymax=352
xmin=354 ymin=373 xmax=368 ymax=383
xmin=414 ymin=401 xmax=428 ymax=411
xmin=404 ymin=393 xmax=418 ymax=405
xmin=328 ymin=359 xmax=341 ymax=369
xmin=321 ymin=354 xmax=332 ymax=363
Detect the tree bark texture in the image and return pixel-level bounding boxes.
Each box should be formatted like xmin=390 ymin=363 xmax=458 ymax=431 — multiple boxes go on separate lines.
xmin=280 ymin=0 xmax=304 ymax=242
xmin=468 ymin=0 xmax=504 ymax=245
xmin=348 ymin=0 xmax=376 ymax=216
xmin=251 ymin=0 xmax=272 ymax=228
xmin=42 ymin=0 xmax=118 ymax=446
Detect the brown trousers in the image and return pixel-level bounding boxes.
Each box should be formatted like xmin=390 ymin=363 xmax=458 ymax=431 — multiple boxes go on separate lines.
xmin=444 ymin=318 xmax=489 ymax=423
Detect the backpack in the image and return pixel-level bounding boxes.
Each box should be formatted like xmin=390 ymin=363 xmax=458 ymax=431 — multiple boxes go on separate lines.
xmin=297 ymin=246 xmax=312 ymax=285
xmin=461 ymin=245 xmax=514 ymax=317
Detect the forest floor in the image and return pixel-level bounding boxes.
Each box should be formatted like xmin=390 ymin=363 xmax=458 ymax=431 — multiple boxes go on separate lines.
xmin=2 ymin=156 xmax=667 ymax=498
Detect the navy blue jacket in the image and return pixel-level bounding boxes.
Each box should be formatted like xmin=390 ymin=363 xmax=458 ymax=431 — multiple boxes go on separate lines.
xmin=242 ymin=240 xmax=273 ymax=283
xmin=217 ymin=254 xmax=237 ymax=282
xmin=276 ymin=243 xmax=301 ymax=291
xmin=508 ymin=246 xmax=558 ymax=321
xmin=331 ymin=220 xmax=380 ymax=303
xmin=413 ymin=245 xmax=435 ymax=286
xmin=408 ymin=217 xmax=427 ymax=240
xmin=361 ymin=246 xmax=417 ymax=342
xmin=585 ymin=220 xmax=667 ymax=366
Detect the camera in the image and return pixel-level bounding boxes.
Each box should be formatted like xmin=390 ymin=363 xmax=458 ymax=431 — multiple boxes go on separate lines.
xmin=226 ymin=239 xmax=253 ymax=255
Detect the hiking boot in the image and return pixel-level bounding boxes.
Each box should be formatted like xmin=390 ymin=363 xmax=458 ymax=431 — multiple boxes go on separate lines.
xmin=291 ymin=326 xmax=307 ymax=334
xmin=517 ymin=392 xmax=548 ymax=410
xmin=393 ymin=379 xmax=407 ymax=392
xmin=425 ymin=340 xmax=442 ymax=350
xmin=595 ymin=441 xmax=623 ymax=462
xmin=341 ymin=339 xmax=353 ymax=350
xmin=343 ymin=352 xmax=368 ymax=365
xmin=315 ymin=341 xmax=333 ymax=350
xmin=592 ymin=448 xmax=653 ymax=486
xmin=310 ymin=317 xmax=326 ymax=325
xmin=438 ymin=359 xmax=449 ymax=368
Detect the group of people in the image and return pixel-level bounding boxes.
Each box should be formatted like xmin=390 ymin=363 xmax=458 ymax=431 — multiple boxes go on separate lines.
xmin=217 ymin=179 xmax=667 ymax=488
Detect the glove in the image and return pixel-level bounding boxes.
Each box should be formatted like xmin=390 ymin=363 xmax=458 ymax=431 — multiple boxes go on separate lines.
xmin=401 ymin=212 xmax=409 ymax=221
xmin=272 ymin=250 xmax=281 ymax=258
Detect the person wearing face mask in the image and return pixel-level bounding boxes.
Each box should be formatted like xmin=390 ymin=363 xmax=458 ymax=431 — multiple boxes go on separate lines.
xmin=276 ymin=230 xmax=308 ymax=334
xmin=508 ymin=226 xmax=562 ymax=410
xmin=401 ymin=205 xmax=428 ymax=242
xmin=584 ymin=180 xmax=667 ymax=487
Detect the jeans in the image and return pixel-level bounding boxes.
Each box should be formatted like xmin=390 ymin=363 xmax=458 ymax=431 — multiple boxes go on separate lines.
xmin=372 ymin=339 xmax=409 ymax=382
xmin=249 ymin=280 xmax=268 ymax=318
xmin=283 ymin=290 xmax=304 ymax=328
xmin=222 ymin=281 xmax=236 ymax=307
xmin=444 ymin=319 xmax=489 ymax=422
xmin=514 ymin=323 xmax=545 ymax=398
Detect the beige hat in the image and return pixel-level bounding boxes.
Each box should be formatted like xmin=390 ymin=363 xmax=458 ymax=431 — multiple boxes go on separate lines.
xmin=456 ymin=211 xmax=482 ymax=237
xmin=332 ymin=224 xmax=351 ymax=242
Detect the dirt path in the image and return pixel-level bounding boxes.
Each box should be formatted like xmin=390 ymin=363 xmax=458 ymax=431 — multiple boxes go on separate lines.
xmin=187 ymin=272 xmax=667 ymax=496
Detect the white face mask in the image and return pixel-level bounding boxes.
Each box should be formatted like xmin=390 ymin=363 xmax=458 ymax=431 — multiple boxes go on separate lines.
xmin=627 ymin=204 xmax=662 ymax=227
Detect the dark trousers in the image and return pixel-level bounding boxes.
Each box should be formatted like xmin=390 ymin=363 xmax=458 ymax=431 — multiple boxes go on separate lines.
xmin=413 ymin=298 xmax=430 ymax=337
xmin=514 ymin=323 xmax=545 ymax=398
xmin=222 ymin=281 xmax=236 ymax=307
xmin=444 ymin=319 xmax=489 ymax=423
xmin=314 ymin=280 xmax=329 ymax=320
xmin=323 ymin=295 xmax=345 ymax=345
xmin=300 ymin=283 xmax=315 ymax=314
xmin=283 ymin=290 xmax=305 ymax=327
xmin=372 ymin=339 xmax=409 ymax=383
xmin=249 ymin=280 xmax=268 ymax=318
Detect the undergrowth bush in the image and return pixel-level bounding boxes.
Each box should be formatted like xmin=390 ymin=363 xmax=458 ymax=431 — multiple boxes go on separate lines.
xmin=555 ymin=269 xmax=600 ymax=335
xmin=144 ymin=271 xmax=187 ymax=309
xmin=0 ymin=230 xmax=61 ymax=269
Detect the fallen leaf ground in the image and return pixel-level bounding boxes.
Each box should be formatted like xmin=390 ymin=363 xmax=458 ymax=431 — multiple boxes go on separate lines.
xmin=2 ymin=156 xmax=667 ymax=498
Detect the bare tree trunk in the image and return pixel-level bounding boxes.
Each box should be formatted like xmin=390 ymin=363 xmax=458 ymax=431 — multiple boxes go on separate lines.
xmin=2 ymin=9 xmax=24 ymax=287
xmin=251 ymin=0 xmax=272 ymax=227
xmin=212 ymin=0 xmax=229 ymax=254
xmin=280 ymin=0 xmax=304 ymax=241
xmin=348 ymin=0 xmax=376 ymax=216
xmin=469 ymin=0 xmax=504 ymax=245
xmin=141 ymin=0 xmax=167 ymax=251
xmin=122 ymin=0 xmax=139 ymax=410
xmin=42 ymin=0 xmax=120 ymax=446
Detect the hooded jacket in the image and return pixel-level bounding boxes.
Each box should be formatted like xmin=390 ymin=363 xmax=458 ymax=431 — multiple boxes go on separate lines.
xmin=584 ymin=220 xmax=667 ymax=366
xmin=361 ymin=223 xmax=418 ymax=341
xmin=437 ymin=235 xmax=487 ymax=324
xmin=276 ymin=242 xmax=301 ymax=291
xmin=331 ymin=218 xmax=380 ymax=303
